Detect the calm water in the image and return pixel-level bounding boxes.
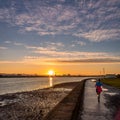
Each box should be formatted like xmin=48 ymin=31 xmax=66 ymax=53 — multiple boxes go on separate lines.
xmin=0 ymin=77 xmax=90 ymax=95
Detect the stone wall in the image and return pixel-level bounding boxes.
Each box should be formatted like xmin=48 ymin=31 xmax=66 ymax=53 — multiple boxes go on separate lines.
xmin=43 ymin=80 xmax=86 ymax=120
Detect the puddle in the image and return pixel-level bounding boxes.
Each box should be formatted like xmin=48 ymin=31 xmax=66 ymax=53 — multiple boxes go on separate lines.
xmin=102 ymin=88 xmax=108 ymax=92
xmin=105 ymin=92 xmax=118 ymax=96
xmin=91 ymin=79 xmax=96 ymax=82
xmin=0 ymin=101 xmax=6 ymax=106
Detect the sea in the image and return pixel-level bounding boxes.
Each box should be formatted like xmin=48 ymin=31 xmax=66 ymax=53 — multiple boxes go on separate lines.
xmin=0 ymin=77 xmax=91 ymax=95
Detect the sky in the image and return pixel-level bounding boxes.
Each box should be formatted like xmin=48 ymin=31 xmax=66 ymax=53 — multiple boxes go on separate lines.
xmin=0 ymin=0 xmax=120 ymax=75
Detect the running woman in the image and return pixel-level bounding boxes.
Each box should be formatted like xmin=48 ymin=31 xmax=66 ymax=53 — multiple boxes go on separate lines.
xmin=95 ymin=79 xmax=103 ymax=102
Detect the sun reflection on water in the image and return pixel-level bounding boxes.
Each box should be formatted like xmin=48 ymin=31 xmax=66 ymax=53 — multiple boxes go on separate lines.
xmin=49 ymin=77 xmax=53 ymax=87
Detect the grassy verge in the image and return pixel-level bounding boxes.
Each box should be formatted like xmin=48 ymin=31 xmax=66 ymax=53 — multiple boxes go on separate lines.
xmin=101 ymin=78 xmax=120 ymax=89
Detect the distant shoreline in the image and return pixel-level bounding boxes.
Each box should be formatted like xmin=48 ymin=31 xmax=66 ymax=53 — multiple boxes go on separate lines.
xmin=0 ymin=75 xmax=100 ymax=78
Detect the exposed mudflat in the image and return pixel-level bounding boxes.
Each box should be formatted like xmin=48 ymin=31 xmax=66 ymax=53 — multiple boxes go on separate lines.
xmin=0 ymin=82 xmax=79 ymax=120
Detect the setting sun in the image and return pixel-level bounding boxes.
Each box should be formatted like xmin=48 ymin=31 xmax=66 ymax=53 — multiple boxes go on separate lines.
xmin=48 ymin=70 xmax=55 ymax=76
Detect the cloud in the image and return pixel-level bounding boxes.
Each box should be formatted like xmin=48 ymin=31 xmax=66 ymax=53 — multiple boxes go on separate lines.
xmin=48 ymin=58 xmax=120 ymax=63
xmin=0 ymin=44 xmax=119 ymax=64
xmin=57 ymin=6 xmax=78 ymax=22
xmin=25 ymin=44 xmax=120 ymax=62
xmin=0 ymin=47 xmax=8 ymax=50
xmin=4 ymin=41 xmax=12 ymax=44
xmin=0 ymin=60 xmax=24 ymax=64
xmin=74 ymin=41 xmax=86 ymax=46
xmin=71 ymin=40 xmax=86 ymax=47
xmin=13 ymin=42 xmax=24 ymax=46
xmin=0 ymin=8 xmax=10 ymax=20
xmin=26 ymin=41 xmax=64 ymax=51
xmin=74 ymin=29 xmax=120 ymax=42
xmin=4 ymin=40 xmax=25 ymax=46
xmin=24 ymin=53 xmax=120 ymax=64
xmin=0 ymin=0 xmax=120 ymax=41
xmin=0 ymin=55 xmax=119 ymax=65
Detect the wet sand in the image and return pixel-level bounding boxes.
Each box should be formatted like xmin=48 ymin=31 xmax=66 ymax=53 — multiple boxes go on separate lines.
xmin=0 ymin=82 xmax=80 ymax=120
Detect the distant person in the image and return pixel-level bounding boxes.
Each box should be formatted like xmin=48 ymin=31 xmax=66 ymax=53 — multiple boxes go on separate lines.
xmin=95 ymin=79 xmax=103 ymax=102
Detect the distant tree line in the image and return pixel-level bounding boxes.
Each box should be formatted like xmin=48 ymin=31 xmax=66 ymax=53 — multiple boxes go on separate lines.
xmin=117 ymin=74 xmax=120 ymax=78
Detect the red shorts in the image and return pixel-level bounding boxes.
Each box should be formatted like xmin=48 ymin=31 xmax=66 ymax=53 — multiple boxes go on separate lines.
xmin=96 ymin=86 xmax=102 ymax=94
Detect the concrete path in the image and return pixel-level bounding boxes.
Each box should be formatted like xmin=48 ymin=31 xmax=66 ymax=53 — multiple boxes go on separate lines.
xmin=77 ymin=80 xmax=113 ymax=120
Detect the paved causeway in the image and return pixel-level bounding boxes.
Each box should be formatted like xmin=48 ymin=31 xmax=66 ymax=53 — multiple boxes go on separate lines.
xmin=77 ymin=80 xmax=113 ymax=120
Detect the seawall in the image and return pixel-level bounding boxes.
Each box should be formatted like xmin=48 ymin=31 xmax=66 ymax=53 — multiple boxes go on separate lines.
xmin=43 ymin=80 xmax=86 ymax=120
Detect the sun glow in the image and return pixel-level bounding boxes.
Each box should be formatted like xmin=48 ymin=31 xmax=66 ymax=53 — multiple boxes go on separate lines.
xmin=48 ymin=70 xmax=55 ymax=76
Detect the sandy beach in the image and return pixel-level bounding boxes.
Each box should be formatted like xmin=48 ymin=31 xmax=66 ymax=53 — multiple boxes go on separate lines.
xmin=0 ymin=82 xmax=80 ymax=120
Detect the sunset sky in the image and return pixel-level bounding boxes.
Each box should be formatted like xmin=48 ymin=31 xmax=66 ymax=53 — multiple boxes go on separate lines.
xmin=0 ymin=0 xmax=120 ymax=75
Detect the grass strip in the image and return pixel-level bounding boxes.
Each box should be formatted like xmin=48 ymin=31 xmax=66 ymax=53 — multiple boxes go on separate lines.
xmin=101 ymin=78 xmax=120 ymax=89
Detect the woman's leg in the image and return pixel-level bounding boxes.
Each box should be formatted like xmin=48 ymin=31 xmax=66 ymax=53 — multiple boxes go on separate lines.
xmin=98 ymin=93 xmax=100 ymax=102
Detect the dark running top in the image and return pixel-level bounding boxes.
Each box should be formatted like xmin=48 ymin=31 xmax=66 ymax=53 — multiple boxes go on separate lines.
xmin=96 ymin=81 xmax=103 ymax=87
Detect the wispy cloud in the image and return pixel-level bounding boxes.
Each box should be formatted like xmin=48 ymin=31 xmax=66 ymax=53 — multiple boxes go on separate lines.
xmin=74 ymin=29 xmax=120 ymax=42
xmin=0 ymin=60 xmax=24 ymax=64
xmin=0 ymin=46 xmax=8 ymax=50
xmin=73 ymin=41 xmax=86 ymax=46
xmin=0 ymin=56 xmax=119 ymax=65
xmin=4 ymin=41 xmax=11 ymax=44
xmin=13 ymin=42 xmax=24 ymax=46
xmin=49 ymin=58 xmax=120 ymax=63
xmin=0 ymin=0 xmax=120 ymax=42
xmin=0 ymin=49 xmax=119 ymax=65
xmin=26 ymin=41 xmax=64 ymax=51
xmin=24 ymin=55 xmax=120 ymax=64
xmin=4 ymin=40 xmax=25 ymax=46
xmin=24 ymin=44 xmax=120 ymax=63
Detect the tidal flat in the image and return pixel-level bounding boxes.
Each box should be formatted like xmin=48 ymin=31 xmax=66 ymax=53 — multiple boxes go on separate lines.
xmin=0 ymin=82 xmax=79 ymax=120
